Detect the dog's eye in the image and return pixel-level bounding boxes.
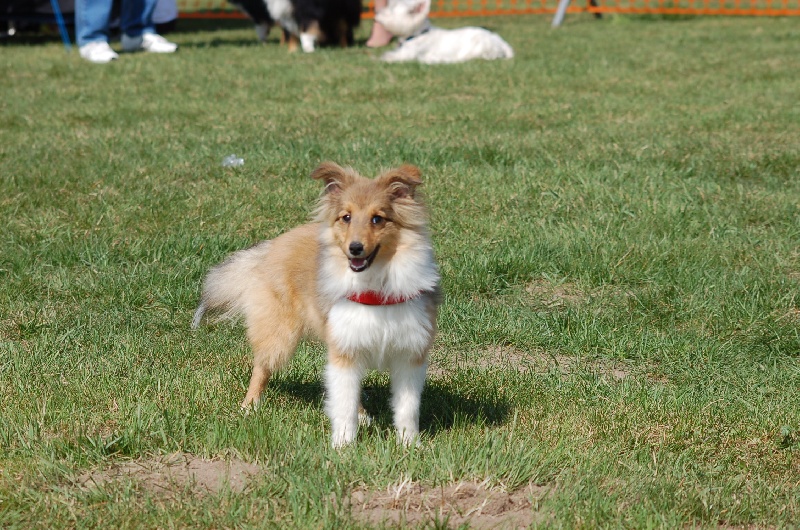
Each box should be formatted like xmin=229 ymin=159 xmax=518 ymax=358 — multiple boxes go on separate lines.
xmin=341 ymin=214 xmax=351 ymax=224
xmin=371 ymin=215 xmax=383 ymax=225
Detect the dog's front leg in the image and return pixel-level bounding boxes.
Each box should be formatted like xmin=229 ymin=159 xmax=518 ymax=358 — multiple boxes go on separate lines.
xmin=390 ymin=357 xmax=427 ymax=446
xmin=299 ymin=32 xmax=317 ymax=53
xmin=324 ymin=353 xmax=364 ymax=447
xmin=299 ymin=20 xmax=321 ymax=53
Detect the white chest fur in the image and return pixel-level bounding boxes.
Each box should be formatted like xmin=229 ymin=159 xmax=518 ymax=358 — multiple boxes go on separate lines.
xmin=326 ymin=298 xmax=434 ymax=369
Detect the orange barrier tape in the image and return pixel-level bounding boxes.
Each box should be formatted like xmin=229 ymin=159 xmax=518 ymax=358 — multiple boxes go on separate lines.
xmin=176 ymin=0 xmax=800 ymax=18
xmin=586 ymin=0 xmax=800 ymax=15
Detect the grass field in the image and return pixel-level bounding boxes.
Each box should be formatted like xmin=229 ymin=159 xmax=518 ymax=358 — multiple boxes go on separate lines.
xmin=1 ymin=13 xmax=799 ymax=529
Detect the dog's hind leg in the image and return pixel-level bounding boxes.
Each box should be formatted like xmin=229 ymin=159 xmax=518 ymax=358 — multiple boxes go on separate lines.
xmin=336 ymin=18 xmax=349 ymax=48
xmin=242 ymin=364 xmax=272 ymax=408
xmin=299 ymin=20 xmax=321 ymax=52
xmin=241 ymin=308 xmax=302 ymax=408
xmin=286 ymin=33 xmax=300 ymax=52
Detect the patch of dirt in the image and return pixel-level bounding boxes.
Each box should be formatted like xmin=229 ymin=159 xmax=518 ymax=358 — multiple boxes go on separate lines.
xmin=77 ymin=452 xmax=261 ymax=498
xmin=349 ymin=479 xmax=548 ymax=529
xmin=525 ymin=279 xmax=639 ymax=311
xmin=474 ymin=345 xmax=632 ymax=381
xmin=525 ymin=279 xmax=587 ymax=308
xmin=427 ymin=342 xmax=669 ymax=386
xmin=476 ymin=345 xmax=565 ymax=374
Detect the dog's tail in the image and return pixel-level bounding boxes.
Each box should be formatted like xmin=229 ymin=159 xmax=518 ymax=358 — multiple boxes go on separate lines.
xmin=191 ymin=240 xmax=273 ymax=329
xmin=191 ymin=302 xmax=209 ymax=330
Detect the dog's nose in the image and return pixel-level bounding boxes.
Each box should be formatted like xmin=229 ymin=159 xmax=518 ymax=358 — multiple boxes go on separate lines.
xmin=349 ymin=242 xmax=364 ymax=256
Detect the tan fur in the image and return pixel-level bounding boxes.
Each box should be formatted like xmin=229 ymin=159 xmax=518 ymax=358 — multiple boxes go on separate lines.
xmin=193 ymin=163 xmax=439 ymax=412
xmin=287 ymin=33 xmax=299 ymax=53
xmin=305 ymin=20 xmax=323 ymax=41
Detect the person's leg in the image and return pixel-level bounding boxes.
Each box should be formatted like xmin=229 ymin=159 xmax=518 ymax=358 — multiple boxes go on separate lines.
xmin=153 ymin=0 xmax=178 ymax=34
xmin=76 ymin=0 xmax=118 ymax=63
xmin=75 ymin=0 xmax=114 ymax=47
xmin=119 ymin=0 xmax=154 ymax=38
xmin=120 ymin=0 xmax=178 ymax=53
xmin=366 ymin=0 xmax=393 ymax=48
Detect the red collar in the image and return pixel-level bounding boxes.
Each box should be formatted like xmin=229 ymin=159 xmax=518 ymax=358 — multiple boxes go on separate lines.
xmin=346 ymin=291 xmax=415 ymax=305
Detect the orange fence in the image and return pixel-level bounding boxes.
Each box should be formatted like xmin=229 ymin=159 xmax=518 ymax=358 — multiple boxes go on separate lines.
xmin=176 ymin=0 xmax=800 ymax=18
xmin=175 ymin=0 xmax=574 ymax=18
xmin=583 ymin=0 xmax=800 ymax=16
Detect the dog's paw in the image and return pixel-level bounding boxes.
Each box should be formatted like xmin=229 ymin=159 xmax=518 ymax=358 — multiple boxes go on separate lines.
xmin=300 ymin=33 xmax=316 ymax=53
xmin=331 ymin=431 xmax=356 ymax=448
xmin=330 ymin=419 xmax=359 ymax=448
xmin=397 ymin=429 xmax=422 ymax=448
xmin=239 ymin=398 xmax=260 ymax=415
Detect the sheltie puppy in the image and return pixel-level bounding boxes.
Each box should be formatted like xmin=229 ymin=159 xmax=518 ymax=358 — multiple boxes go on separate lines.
xmin=229 ymin=0 xmax=361 ymax=52
xmin=192 ymin=163 xmax=441 ymax=447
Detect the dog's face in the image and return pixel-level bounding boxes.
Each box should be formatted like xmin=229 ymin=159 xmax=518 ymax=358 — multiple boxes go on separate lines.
xmin=375 ymin=0 xmax=431 ymax=38
xmin=311 ymin=162 xmax=425 ymax=273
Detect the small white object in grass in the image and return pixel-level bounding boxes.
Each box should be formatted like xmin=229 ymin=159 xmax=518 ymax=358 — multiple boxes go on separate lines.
xmin=222 ymin=155 xmax=244 ymax=167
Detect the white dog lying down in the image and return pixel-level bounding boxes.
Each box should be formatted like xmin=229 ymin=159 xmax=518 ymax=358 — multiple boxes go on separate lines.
xmin=376 ymin=0 xmax=514 ymax=64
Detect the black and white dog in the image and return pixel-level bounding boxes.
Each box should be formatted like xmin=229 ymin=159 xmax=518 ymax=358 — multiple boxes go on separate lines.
xmin=229 ymin=0 xmax=361 ymax=52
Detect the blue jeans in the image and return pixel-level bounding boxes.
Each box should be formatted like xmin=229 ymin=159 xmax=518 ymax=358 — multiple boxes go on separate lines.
xmin=75 ymin=0 xmax=159 ymax=47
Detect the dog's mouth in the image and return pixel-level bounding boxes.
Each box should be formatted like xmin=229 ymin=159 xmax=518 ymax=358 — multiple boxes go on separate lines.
xmin=349 ymin=245 xmax=380 ymax=273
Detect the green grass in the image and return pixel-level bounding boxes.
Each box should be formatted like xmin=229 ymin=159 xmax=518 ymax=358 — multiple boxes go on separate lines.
xmin=1 ymin=14 xmax=799 ymax=528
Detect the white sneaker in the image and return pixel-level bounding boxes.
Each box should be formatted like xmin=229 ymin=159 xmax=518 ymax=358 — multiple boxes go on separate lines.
xmin=121 ymin=33 xmax=177 ymax=53
xmin=79 ymin=41 xmax=119 ymax=63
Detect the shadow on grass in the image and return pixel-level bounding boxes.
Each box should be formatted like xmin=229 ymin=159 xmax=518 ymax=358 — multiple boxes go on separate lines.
xmin=268 ymin=376 xmax=510 ymax=437
xmin=0 ymin=18 xmax=255 ymax=48
xmin=420 ymin=380 xmax=510 ymax=435
xmin=0 ymin=18 xmax=371 ymax=48
xmin=177 ymin=37 xmax=268 ymax=48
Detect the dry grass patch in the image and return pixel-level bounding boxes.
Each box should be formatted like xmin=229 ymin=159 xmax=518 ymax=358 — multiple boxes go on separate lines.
xmin=349 ymin=478 xmax=548 ymax=529
xmin=77 ymin=452 xmax=261 ymax=498
xmin=525 ymin=279 xmax=588 ymax=308
xmin=775 ymin=307 xmax=800 ymax=324
xmin=463 ymin=345 xmax=633 ymax=382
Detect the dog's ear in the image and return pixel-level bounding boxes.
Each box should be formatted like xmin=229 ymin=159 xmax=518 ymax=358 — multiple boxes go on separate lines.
xmin=310 ymin=162 xmax=354 ymax=195
xmin=380 ymin=164 xmax=423 ymax=200
xmin=410 ymin=0 xmax=429 ymax=15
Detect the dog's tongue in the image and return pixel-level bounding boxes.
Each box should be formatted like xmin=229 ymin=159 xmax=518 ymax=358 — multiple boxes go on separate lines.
xmin=350 ymin=258 xmax=366 ymax=269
